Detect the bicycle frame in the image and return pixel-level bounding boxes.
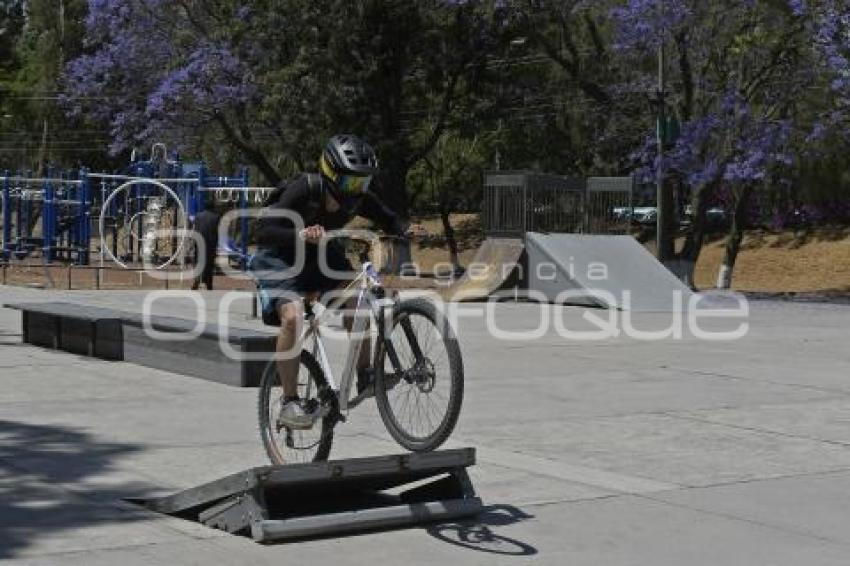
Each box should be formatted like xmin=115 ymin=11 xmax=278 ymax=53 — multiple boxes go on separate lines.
xmin=302 ymin=260 xmax=394 ymax=412
xmin=259 ymin=232 xmax=463 ymax=463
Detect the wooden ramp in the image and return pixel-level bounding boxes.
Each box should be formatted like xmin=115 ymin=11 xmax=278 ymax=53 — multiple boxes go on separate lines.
xmin=143 ymin=449 xmax=481 ymax=543
xmin=440 ymin=238 xmax=524 ymax=302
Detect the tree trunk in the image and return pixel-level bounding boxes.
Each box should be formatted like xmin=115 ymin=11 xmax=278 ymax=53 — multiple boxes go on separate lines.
xmin=658 ymin=176 xmax=677 ymax=260
xmin=378 ymin=160 xmax=410 ymax=220
xmin=716 ymin=185 xmax=752 ymax=290
xmin=377 ymin=162 xmax=412 ymax=274
xmin=440 ymin=206 xmax=461 ymax=274
xmin=36 ymin=118 xmax=49 ymax=175
xmin=676 ymin=182 xmax=714 ymax=289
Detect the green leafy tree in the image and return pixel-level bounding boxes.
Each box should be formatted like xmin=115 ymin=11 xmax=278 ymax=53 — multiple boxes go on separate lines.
xmin=409 ymin=131 xmax=494 ymax=270
xmin=1 ymin=0 xmax=95 ymax=172
xmin=0 ymin=0 xmax=26 ymax=167
xmin=65 ymin=0 xmax=509 ymax=219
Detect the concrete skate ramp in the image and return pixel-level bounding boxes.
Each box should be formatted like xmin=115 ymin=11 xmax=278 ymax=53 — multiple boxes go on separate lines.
xmin=525 ymin=233 xmax=692 ymax=312
xmin=442 ymin=238 xmax=524 ymax=301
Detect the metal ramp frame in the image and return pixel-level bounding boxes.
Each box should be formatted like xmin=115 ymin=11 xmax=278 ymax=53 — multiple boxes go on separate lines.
xmin=143 ymin=448 xmax=482 ymax=543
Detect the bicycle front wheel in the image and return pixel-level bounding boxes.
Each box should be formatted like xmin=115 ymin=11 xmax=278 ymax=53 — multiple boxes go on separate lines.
xmin=374 ymin=298 xmax=464 ymax=452
xmin=258 ymin=350 xmax=335 ymax=465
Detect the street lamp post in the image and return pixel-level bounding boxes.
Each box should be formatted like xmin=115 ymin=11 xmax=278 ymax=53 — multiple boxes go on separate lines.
xmin=656 ymin=0 xmax=670 ymax=263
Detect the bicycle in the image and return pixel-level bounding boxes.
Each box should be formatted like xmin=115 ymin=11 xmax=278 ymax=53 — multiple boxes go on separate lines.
xmin=257 ymin=232 xmax=464 ymax=465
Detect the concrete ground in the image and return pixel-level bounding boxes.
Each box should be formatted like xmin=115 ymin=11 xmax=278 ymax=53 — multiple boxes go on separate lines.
xmin=1 ymin=285 xmax=850 ymax=564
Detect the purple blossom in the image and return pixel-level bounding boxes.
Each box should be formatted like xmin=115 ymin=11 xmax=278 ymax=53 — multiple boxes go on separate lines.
xmin=236 ymin=6 xmax=252 ymax=22
xmin=812 ymin=0 xmax=850 ymax=100
xmin=63 ymin=1 xmax=258 ymax=155
xmin=630 ymin=92 xmax=796 ymax=194
xmin=787 ymin=0 xmax=806 ymax=17
xmin=620 ymin=0 xmax=847 ymax=210
xmin=611 ymin=0 xmax=692 ymax=51
xmin=612 ymin=0 xmax=810 ymax=53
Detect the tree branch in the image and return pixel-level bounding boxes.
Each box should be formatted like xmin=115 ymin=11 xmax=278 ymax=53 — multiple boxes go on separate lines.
xmin=675 ymin=31 xmax=694 ymax=121
xmin=405 ymin=70 xmax=461 ymax=168
xmin=527 ymin=28 xmax=612 ymax=106
xmin=213 ymin=111 xmax=281 ymax=185
xmin=584 ymin=14 xmax=607 ymax=59
xmin=743 ymin=23 xmax=804 ymax=101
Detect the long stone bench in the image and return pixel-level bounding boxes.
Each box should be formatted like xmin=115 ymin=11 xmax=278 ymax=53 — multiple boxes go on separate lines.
xmin=13 ymin=302 xmax=125 ymax=360
xmin=5 ymin=302 xmax=275 ymax=387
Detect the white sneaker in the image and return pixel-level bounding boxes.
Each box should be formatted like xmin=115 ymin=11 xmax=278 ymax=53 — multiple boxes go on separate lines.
xmin=277 ymin=399 xmax=314 ymax=430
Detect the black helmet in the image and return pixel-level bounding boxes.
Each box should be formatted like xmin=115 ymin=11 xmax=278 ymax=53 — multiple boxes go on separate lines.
xmin=322 ymin=134 xmax=379 ymax=176
xmin=320 ymin=135 xmax=378 ymax=202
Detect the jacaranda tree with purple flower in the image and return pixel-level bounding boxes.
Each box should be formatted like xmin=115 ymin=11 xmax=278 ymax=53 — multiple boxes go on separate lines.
xmin=64 ymin=0 xmax=507 ymax=217
xmin=612 ymin=0 xmax=842 ymax=288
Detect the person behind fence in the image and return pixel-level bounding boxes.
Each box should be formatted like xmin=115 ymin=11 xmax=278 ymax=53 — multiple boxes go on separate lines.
xmin=191 ymin=207 xmax=221 ymax=291
xmin=250 ymin=134 xmax=423 ymax=430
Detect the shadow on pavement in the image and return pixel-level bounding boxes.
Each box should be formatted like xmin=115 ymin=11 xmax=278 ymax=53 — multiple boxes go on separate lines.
xmin=426 ymin=504 xmax=537 ymax=556
xmin=0 ymin=419 xmax=154 ymax=560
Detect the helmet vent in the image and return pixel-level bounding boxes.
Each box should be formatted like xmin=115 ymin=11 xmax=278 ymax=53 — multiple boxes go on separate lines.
xmin=323 ymin=134 xmax=377 ymax=176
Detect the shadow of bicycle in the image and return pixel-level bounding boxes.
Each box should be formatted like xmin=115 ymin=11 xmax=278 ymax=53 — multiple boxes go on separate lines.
xmin=426 ymin=504 xmax=537 ymax=556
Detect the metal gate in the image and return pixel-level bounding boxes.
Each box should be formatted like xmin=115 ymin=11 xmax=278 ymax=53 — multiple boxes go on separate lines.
xmin=483 ymin=171 xmax=633 ymax=237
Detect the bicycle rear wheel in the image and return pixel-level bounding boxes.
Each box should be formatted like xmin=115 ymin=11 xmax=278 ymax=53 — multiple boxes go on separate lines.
xmin=374 ymin=298 xmax=464 ymax=452
xmin=258 ymin=350 xmax=335 ymax=465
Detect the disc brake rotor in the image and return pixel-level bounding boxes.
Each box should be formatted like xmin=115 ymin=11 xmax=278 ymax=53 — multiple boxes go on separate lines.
xmin=415 ymin=359 xmax=437 ymax=393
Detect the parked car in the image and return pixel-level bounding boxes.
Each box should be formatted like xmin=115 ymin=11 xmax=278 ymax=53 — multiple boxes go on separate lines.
xmin=611 ymin=207 xmax=634 ymax=222
xmin=681 ymin=205 xmax=727 ymax=227
xmin=706 ymin=207 xmax=727 ymax=227
xmin=632 ymin=207 xmax=658 ymax=225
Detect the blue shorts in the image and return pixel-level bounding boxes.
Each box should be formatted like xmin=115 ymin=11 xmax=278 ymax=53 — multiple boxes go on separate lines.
xmin=248 ymin=247 xmax=353 ymax=326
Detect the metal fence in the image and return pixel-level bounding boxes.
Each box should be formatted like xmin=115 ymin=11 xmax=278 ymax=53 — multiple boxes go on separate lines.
xmin=482 ymin=171 xmax=633 ymax=237
xmin=483 ymin=172 xmax=585 ymax=236
xmin=586 ymin=177 xmax=635 ymax=235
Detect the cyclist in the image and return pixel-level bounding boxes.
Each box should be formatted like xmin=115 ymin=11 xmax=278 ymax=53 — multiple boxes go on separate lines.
xmin=251 ymin=134 xmax=421 ymax=429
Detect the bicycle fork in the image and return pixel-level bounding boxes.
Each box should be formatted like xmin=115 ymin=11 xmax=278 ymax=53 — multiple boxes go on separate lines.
xmin=379 ymin=305 xmax=430 ymax=393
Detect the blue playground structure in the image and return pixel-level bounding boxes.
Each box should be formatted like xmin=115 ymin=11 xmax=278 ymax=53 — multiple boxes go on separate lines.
xmin=1 ymin=170 xmax=92 ymax=264
xmin=0 ymin=144 xmax=273 ymax=270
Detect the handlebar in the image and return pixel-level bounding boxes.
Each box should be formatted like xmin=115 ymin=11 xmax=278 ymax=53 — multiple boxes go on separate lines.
xmin=301 ymin=229 xmax=429 ymax=246
xmin=313 ymin=229 xmax=428 ymax=271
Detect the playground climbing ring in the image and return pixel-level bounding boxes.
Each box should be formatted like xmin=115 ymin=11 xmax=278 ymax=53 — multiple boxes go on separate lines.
xmin=98 ymin=178 xmax=188 ymax=270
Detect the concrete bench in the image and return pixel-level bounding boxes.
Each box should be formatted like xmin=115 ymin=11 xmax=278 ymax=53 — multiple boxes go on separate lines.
xmin=121 ymin=314 xmax=274 ymax=387
xmin=10 ymin=301 xmax=124 ymax=360
xmin=5 ymin=302 xmax=275 ymax=387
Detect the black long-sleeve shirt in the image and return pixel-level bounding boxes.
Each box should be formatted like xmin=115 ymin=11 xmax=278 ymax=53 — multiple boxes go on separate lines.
xmin=255 ymin=174 xmax=407 ymax=260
